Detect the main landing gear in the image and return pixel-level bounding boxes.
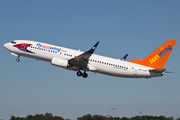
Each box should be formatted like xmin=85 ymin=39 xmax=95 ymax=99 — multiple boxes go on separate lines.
xmin=16 ymin=56 xmax=20 ymax=62
xmin=76 ymin=70 xmax=88 ymax=78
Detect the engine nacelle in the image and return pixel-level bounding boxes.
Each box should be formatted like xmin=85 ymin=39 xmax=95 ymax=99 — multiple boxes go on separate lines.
xmin=51 ymin=57 xmax=69 ymax=68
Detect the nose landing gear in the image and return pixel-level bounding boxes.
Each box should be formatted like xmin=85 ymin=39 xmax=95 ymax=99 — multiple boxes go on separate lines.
xmin=76 ymin=70 xmax=88 ymax=78
xmin=16 ymin=56 xmax=20 ymax=62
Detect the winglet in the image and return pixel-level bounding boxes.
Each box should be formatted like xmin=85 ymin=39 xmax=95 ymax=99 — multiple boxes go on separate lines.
xmin=88 ymin=41 xmax=100 ymax=53
xmin=121 ymin=54 xmax=128 ymax=61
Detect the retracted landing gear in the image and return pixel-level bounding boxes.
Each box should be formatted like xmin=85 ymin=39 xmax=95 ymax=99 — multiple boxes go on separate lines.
xmin=16 ymin=56 xmax=20 ymax=62
xmin=76 ymin=70 xmax=88 ymax=78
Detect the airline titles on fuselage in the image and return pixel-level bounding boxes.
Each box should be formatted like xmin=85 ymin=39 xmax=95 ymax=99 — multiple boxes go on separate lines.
xmin=30 ymin=44 xmax=129 ymax=71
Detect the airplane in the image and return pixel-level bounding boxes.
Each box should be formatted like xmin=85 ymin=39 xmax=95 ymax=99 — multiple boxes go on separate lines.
xmin=3 ymin=39 xmax=176 ymax=78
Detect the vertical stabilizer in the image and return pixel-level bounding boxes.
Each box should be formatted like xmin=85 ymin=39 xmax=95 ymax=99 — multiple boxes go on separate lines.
xmin=128 ymin=39 xmax=177 ymax=69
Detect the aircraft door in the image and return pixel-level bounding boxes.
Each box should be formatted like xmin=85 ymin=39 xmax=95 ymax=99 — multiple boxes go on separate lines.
xmin=133 ymin=67 xmax=138 ymax=75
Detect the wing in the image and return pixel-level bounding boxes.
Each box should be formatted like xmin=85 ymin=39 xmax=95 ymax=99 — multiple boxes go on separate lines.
xmin=68 ymin=41 xmax=99 ymax=69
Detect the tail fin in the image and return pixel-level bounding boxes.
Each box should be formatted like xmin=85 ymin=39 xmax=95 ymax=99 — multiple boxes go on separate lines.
xmin=128 ymin=39 xmax=177 ymax=69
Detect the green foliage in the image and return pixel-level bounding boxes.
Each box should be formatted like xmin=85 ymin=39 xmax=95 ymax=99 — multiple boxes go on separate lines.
xmin=10 ymin=113 xmax=179 ymax=120
xmin=121 ymin=117 xmax=129 ymax=120
xmin=10 ymin=113 xmax=64 ymax=120
xmin=131 ymin=116 xmax=141 ymax=120
xmin=77 ymin=114 xmax=121 ymax=120
xmin=176 ymin=117 xmax=180 ymax=120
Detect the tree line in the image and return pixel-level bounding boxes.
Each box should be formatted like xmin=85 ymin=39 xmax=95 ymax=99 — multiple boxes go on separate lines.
xmin=9 ymin=113 xmax=180 ymax=120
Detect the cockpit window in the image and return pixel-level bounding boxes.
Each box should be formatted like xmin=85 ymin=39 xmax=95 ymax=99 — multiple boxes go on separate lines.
xmin=11 ymin=41 xmax=17 ymax=44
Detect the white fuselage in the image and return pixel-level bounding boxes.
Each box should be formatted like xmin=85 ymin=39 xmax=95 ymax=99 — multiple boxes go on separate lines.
xmin=4 ymin=40 xmax=163 ymax=78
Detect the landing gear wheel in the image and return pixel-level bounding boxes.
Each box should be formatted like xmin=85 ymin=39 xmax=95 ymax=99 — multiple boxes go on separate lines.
xmin=77 ymin=71 xmax=82 ymax=77
xmin=16 ymin=58 xmax=20 ymax=62
xmin=82 ymin=72 xmax=88 ymax=78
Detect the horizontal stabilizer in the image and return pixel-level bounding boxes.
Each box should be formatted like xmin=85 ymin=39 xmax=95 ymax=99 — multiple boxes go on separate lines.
xmin=149 ymin=68 xmax=166 ymax=73
xmin=164 ymin=71 xmax=174 ymax=73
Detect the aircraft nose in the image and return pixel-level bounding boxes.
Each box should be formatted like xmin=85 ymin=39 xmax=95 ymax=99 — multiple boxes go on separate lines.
xmin=3 ymin=43 xmax=10 ymax=49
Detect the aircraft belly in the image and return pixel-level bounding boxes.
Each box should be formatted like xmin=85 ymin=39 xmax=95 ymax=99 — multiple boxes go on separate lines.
xmin=96 ymin=65 xmax=132 ymax=77
xmin=95 ymin=65 xmax=152 ymax=78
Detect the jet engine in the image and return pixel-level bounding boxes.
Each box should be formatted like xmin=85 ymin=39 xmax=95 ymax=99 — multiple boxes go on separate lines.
xmin=51 ymin=57 xmax=69 ymax=68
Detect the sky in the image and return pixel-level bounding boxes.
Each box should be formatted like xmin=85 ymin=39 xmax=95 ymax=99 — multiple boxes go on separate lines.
xmin=0 ymin=0 xmax=180 ymax=120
